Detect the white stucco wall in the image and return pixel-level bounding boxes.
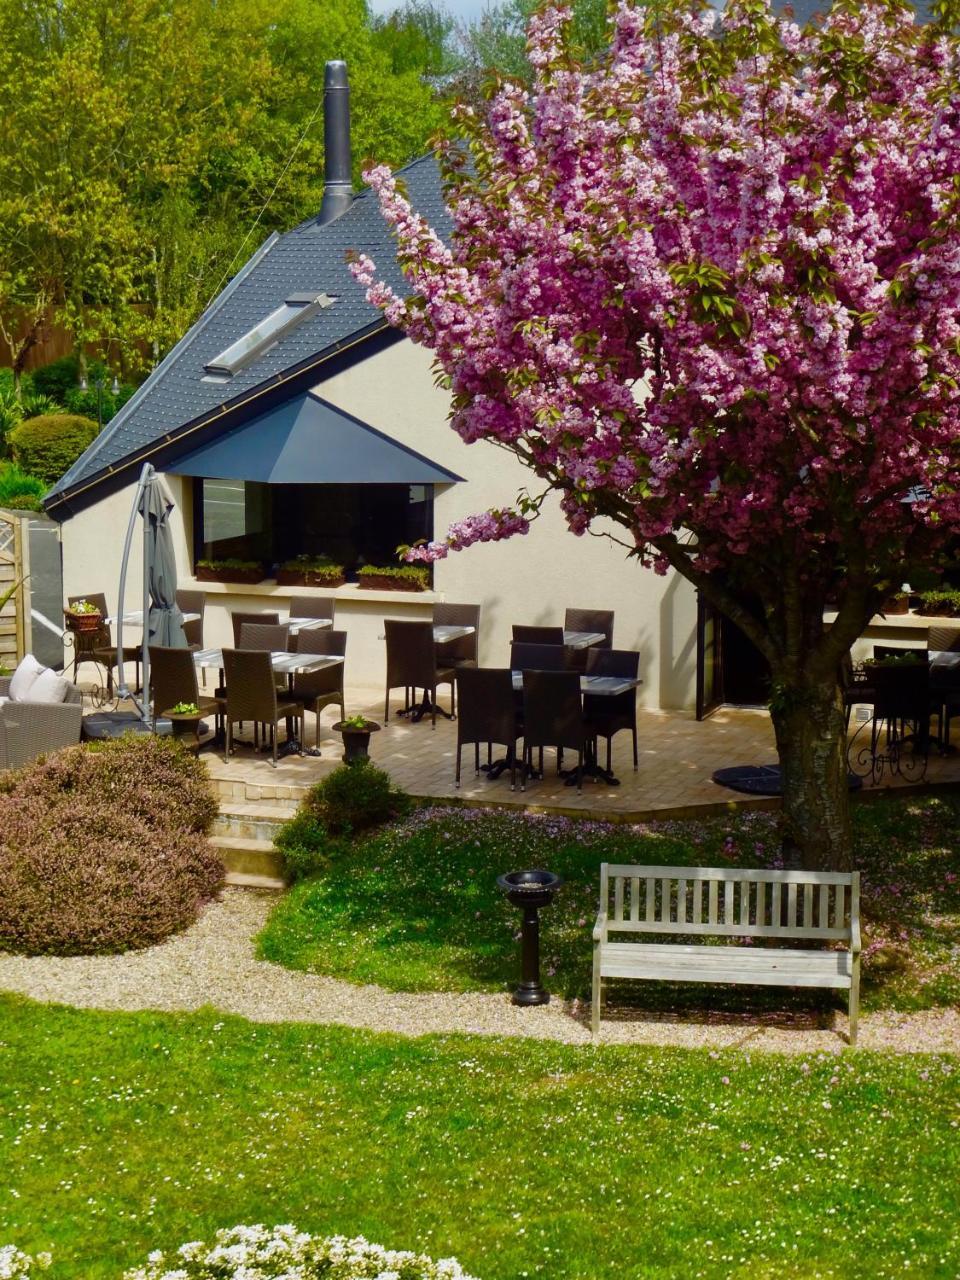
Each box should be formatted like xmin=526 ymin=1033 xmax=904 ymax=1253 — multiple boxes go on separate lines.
xmin=58 ymin=338 xmax=699 ymax=710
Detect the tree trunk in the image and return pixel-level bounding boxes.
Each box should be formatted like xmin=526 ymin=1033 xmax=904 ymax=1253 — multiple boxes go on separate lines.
xmin=769 ymin=677 xmax=853 ymax=871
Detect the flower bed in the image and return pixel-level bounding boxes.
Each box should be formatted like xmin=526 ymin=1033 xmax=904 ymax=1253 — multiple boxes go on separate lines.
xmin=195 ymin=559 xmax=266 ymax=585
xmin=276 ymin=557 xmax=346 ymax=588
xmin=124 ymin=1225 xmax=478 ymax=1279
xmin=357 ymin=564 xmax=430 ymax=591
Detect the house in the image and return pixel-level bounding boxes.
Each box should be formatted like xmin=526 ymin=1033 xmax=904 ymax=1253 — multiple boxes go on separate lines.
xmin=43 ymin=61 xmax=706 ymax=711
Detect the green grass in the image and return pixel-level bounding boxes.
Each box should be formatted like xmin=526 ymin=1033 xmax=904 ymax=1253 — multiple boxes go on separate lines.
xmin=257 ymin=796 xmax=960 ymax=1011
xmin=0 ymin=997 xmax=957 ymax=1279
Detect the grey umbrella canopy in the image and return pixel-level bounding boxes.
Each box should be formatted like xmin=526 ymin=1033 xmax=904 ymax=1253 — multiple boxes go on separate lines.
xmin=141 ymin=477 xmax=186 ymax=648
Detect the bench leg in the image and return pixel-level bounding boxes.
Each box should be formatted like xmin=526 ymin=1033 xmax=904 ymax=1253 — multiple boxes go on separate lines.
xmin=848 ymin=956 xmax=860 ymax=1048
xmin=591 ymin=949 xmax=602 ymax=1036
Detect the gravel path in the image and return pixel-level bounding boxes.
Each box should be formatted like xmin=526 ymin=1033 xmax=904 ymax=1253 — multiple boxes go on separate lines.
xmin=0 ymin=890 xmax=957 ymax=1054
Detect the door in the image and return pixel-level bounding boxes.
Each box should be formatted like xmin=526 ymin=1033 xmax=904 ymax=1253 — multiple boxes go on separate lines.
xmin=696 ymin=593 xmax=722 ymax=719
xmin=718 ymin=612 xmax=771 ymax=706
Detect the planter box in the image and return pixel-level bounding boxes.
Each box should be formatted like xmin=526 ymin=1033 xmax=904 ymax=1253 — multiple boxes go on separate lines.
xmin=358 ymin=574 xmax=428 ymax=592
xmin=195 ymin=565 xmax=266 ymax=585
xmin=64 ymin=610 xmax=103 ymax=634
xmin=276 ymin=569 xmax=346 ymax=588
xmin=915 ymin=602 xmax=960 ymax=617
xmin=881 ymin=596 xmax=910 ymax=615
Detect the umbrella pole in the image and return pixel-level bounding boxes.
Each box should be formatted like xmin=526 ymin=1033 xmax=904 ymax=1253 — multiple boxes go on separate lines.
xmin=116 ymin=462 xmax=154 ymax=717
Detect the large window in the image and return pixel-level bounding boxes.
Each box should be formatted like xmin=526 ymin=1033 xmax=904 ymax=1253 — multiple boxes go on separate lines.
xmin=195 ymin=480 xmax=434 ymax=577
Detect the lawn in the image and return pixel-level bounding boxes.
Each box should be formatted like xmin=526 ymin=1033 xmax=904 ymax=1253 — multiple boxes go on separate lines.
xmin=257 ymin=795 xmax=960 ymax=1011
xmin=0 ymin=996 xmax=957 ymax=1279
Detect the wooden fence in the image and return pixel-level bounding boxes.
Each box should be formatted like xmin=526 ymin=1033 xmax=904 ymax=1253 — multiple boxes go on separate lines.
xmin=0 ymin=511 xmax=26 ymax=670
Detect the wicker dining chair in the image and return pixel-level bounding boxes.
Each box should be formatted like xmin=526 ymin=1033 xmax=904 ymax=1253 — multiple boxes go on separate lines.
xmin=583 ymin=647 xmax=640 ymax=772
xmin=221 ymin=648 xmax=303 ymax=767
xmin=521 ymin=669 xmax=587 ymax=792
xmin=297 ymin=595 xmax=336 ymax=622
xmin=564 ymin=608 xmax=614 ymax=648
xmin=454 ymin=667 xmax=520 ymax=790
xmin=230 ymin=610 xmax=280 ymax=647
xmin=175 ymin=589 xmax=206 ymax=649
xmin=148 ymin=644 xmax=222 ymax=736
xmin=512 ymin=624 xmax=564 ymax=646
xmin=928 ymin=627 xmax=960 ymax=747
xmin=510 ymin=642 xmax=566 ymax=672
xmin=238 ymin=622 xmax=290 ymax=652
xmin=384 ymin=619 xmax=455 ymax=728
xmin=433 ymin=602 xmax=480 ymax=668
xmin=290 ymin=629 xmax=347 ymax=748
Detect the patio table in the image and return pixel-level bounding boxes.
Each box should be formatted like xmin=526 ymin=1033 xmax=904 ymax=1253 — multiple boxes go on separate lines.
xmin=562 ymin=630 xmax=606 ymax=649
xmin=499 ymin=671 xmax=643 ymax=787
xmin=286 ymin=615 xmax=333 ymax=636
xmin=193 ymin=648 xmax=344 ymax=757
xmin=106 ymin=609 xmax=201 ymax=626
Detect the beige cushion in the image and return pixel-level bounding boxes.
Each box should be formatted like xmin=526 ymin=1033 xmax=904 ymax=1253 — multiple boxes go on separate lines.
xmin=8 ymin=654 xmax=45 ymax=701
xmin=27 ymin=668 xmax=72 ymax=704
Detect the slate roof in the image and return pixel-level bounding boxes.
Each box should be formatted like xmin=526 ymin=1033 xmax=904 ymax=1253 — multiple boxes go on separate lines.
xmin=45 ymin=152 xmax=450 ymax=515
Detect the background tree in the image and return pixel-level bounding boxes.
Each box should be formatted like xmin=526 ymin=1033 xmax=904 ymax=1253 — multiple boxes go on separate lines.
xmin=0 ymin=0 xmax=447 ymax=376
xmin=356 ymin=0 xmax=960 ymax=870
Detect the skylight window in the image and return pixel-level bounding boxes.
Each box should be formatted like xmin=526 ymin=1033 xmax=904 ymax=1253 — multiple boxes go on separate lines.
xmin=204 ymin=293 xmax=335 ymax=378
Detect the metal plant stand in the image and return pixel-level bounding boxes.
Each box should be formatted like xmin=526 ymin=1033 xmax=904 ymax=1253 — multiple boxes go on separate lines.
xmin=496 ymin=869 xmax=563 ymax=1006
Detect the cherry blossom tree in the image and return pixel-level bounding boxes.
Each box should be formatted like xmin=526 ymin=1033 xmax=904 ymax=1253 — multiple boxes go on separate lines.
xmin=354 ymin=0 xmax=960 ymax=869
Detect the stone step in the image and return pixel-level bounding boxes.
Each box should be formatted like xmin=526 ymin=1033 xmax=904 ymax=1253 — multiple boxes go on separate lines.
xmin=207 ymin=773 xmax=308 ymax=807
xmin=224 ymin=870 xmax=286 ymax=891
xmin=212 ymin=804 xmax=293 ymax=843
xmin=212 ymin=834 xmax=286 ymax=883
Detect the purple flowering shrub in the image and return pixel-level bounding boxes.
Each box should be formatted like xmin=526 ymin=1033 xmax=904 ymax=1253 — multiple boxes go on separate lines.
xmin=0 ymin=736 xmax=223 ymax=955
xmin=1 ymin=734 xmax=220 ymax=834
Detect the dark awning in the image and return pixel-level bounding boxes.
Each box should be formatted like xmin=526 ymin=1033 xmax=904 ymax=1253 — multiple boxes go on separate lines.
xmin=167 ymin=392 xmax=463 ymax=484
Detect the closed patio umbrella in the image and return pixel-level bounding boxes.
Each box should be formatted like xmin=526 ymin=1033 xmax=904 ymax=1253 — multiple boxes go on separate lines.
xmin=141 ymin=477 xmax=186 ymax=649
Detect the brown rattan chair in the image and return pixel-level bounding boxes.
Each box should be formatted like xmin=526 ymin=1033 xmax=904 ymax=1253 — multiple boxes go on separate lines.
xmin=149 ymin=645 xmax=221 ymax=737
xmin=230 ymin=610 xmax=279 ymax=647
xmin=238 ymin=622 xmax=290 ymax=652
xmin=297 ymin=596 xmax=336 ymax=622
xmin=564 ymin=608 xmax=614 ymax=647
xmin=454 ymin=667 xmax=520 ymax=789
xmin=928 ymin=627 xmax=960 ymax=747
xmin=510 ymin=642 xmax=566 ymax=672
xmin=512 ymin=624 xmax=564 ymax=646
xmin=583 ymin=647 xmax=640 ymax=773
xmin=433 ymin=602 xmax=480 ymax=668
xmin=175 ymin=589 xmax=206 ymax=649
xmin=221 ymin=648 xmax=303 ymax=767
xmin=290 ymin=629 xmax=347 ymax=748
xmin=521 ymin=669 xmax=587 ymax=792
xmin=0 ymin=675 xmax=83 ymax=768
xmin=384 ymin=619 xmax=455 ymax=728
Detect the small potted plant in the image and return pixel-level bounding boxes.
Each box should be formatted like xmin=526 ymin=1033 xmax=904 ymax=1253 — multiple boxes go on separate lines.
xmin=332 ymin=713 xmax=381 ymax=763
xmin=880 ymin=589 xmax=911 ymax=615
xmin=195 ymin=558 xmax=267 ymax=585
xmin=357 ymin=564 xmax=430 ymax=592
xmin=276 ymin=555 xmax=347 ymax=588
xmin=63 ymin=597 xmax=103 ymax=632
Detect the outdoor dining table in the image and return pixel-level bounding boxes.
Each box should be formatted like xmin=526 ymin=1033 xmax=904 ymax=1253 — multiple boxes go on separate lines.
xmin=192 ymin=648 xmax=345 ymax=756
xmin=106 ymin=609 xmax=201 ymax=626
xmin=497 ymin=670 xmax=644 ymax=787
xmin=285 ymin=615 xmax=333 ymax=635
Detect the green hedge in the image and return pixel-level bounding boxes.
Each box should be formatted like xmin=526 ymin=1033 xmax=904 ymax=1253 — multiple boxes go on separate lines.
xmin=7 ymin=413 xmax=99 ymax=486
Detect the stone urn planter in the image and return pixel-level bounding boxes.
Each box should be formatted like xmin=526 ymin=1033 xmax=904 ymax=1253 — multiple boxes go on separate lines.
xmin=333 ymin=718 xmax=381 ymax=763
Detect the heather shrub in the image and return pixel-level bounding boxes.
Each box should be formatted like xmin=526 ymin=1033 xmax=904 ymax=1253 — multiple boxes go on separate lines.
xmin=4 ymin=734 xmax=219 ymax=834
xmin=0 ymin=734 xmax=222 ymax=955
xmin=0 ymin=793 xmax=223 ymax=955
xmin=302 ymin=759 xmax=410 ymax=837
xmin=7 ymin=413 xmax=99 ymax=485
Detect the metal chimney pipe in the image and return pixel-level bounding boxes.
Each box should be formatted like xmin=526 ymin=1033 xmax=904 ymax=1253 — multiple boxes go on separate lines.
xmin=318 ymin=60 xmax=353 ymax=225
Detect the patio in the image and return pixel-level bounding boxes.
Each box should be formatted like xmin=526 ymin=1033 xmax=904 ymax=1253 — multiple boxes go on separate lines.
xmin=76 ymin=675 xmax=960 ymax=818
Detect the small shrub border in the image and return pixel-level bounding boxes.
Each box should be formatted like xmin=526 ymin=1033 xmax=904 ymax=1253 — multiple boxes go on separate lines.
xmin=7 ymin=413 xmax=99 ymax=486
xmin=123 ymin=1224 xmax=479 ymax=1280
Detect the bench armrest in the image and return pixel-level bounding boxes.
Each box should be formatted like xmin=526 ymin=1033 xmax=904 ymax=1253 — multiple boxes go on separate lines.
xmin=593 ymin=912 xmax=608 ymax=943
xmin=0 ymin=677 xmax=11 ymax=698
xmin=850 ymin=919 xmax=862 ymax=953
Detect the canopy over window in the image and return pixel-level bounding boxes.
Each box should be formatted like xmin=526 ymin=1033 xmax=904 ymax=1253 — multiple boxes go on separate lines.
xmin=168 ymin=392 xmax=463 ymax=485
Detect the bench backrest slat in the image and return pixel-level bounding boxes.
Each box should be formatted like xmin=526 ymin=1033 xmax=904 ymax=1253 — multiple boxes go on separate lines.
xmin=600 ymin=863 xmax=858 ymax=942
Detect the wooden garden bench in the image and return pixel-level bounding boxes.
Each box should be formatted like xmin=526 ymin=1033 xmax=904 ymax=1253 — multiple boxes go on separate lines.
xmin=592 ymin=864 xmax=861 ymax=1044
